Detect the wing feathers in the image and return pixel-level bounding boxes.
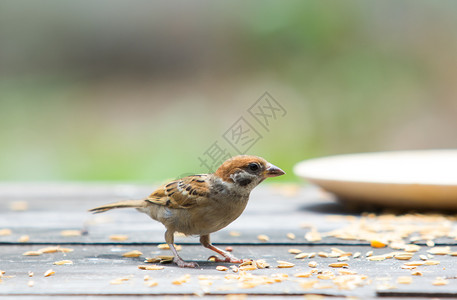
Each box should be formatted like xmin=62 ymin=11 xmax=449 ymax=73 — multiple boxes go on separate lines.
xmin=146 ymin=175 xmax=210 ymax=209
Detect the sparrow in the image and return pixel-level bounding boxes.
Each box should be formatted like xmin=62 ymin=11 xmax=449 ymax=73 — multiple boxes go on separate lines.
xmin=89 ymin=155 xmax=285 ymax=268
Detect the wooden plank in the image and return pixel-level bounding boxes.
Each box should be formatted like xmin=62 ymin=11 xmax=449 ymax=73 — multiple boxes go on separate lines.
xmin=1 ymin=184 xmax=456 ymax=246
xmin=1 ymin=244 xmax=456 ymax=297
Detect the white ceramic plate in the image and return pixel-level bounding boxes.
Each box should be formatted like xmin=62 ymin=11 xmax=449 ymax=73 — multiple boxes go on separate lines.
xmin=294 ymin=150 xmax=457 ymax=210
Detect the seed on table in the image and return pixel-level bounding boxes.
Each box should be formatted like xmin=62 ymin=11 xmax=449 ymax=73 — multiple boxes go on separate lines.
xmin=23 ymin=251 xmax=41 ymax=256
xmin=403 ymin=261 xmax=424 ymax=266
xmin=0 ymin=229 xmax=12 ymax=236
xmin=365 ymin=251 xmax=373 ymax=257
xmin=277 ymin=261 xmax=295 ymax=268
xmin=122 ymin=250 xmax=143 ymax=258
xmin=286 ymin=233 xmax=296 ymax=240
xmin=367 ymin=255 xmax=386 ymax=261
xmin=305 ymin=230 xmax=322 ymax=242
xmin=27 ymin=280 xmax=34 ymax=287
xmin=337 ymin=256 xmax=349 ymax=262
xmin=53 ymin=260 xmax=73 ymax=265
xmin=426 ymin=240 xmax=435 ymax=247
xmin=394 ymin=253 xmax=413 ymax=260
xmin=370 ymin=240 xmax=387 ymax=248
xmin=397 ymin=276 xmax=413 ymax=284
xmin=257 ymin=234 xmax=269 ymax=242
xmin=318 ymin=252 xmax=329 ymax=258
xmin=419 ymin=255 xmax=428 ymax=260
xmin=424 ymin=260 xmax=440 ymax=265
xmin=288 ymin=248 xmax=302 ymax=254
xmin=294 ymin=272 xmax=312 ymax=278
xmin=411 ymin=271 xmax=423 ymax=276
xmin=328 ymin=263 xmax=348 ymax=268
xmin=138 ymin=265 xmax=164 ymax=270
xmin=229 ymin=231 xmax=241 ymax=237
xmin=353 ymin=252 xmax=361 ymax=258
xmin=404 ymin=244 xmax=421 ymax=252
xmin=427 ymin=246 xmax=450 ymax=255
xmin=308 ymin=261 xmax=317 ymax=268
xmin=295 ymin=253 xmax=308 ymax=259
xmin=146 ymin=281 xmax=158 ymax=287
xmin=60 ymin=230 xmax=82 ymax=237
xmin=216 ymin=266 xmax=228 ymax=271
xmin=110 ymin=277 xmax=130 ymax=285
xmin=28 ymin=271 xmax=33 ymax=277
xmin=432 ymin=277 xmax=448 ymax=286
xmin=109 ymin=234 xmax=129 ymax=241
xmin=144 ymin=257 xmax=161 ymax=263
xmin=10 ymin=201 xmax=28 ymax=211
xmin=157 ymin=244 xmax=182 ymax=251
xmin=44 ymin=269 xmax=55 ymax=277
xmin=18 ymin=235 xmax=30 ymax=243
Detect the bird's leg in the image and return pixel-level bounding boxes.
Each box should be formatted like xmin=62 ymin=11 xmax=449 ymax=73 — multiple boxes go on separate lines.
xmin=165 ymin=230 xmax=198 ymax=268
xmin=200 ymin=234 xmax=242 ymax=263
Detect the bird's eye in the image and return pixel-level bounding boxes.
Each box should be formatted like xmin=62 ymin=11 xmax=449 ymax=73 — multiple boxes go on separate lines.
xmin=248 ymin=163 xmax=260 ymax=172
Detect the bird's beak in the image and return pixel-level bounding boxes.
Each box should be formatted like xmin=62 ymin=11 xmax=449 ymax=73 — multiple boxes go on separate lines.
xmin=264 ymin=164 xmax=285 ymax=178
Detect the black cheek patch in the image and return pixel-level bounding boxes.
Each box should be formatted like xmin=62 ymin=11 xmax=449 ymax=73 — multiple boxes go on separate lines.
xmin=238 ymin=178 xmax=252 ymax=186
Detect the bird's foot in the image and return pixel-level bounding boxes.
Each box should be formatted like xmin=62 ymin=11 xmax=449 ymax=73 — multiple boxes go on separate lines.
xmin=208 ymin=255 xmax=243 ymax=264
xmin=174 ymin=257 xmax=199 ymax=268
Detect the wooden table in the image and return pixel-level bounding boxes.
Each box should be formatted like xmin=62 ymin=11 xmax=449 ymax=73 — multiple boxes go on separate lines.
xmin=0 ymin=183 xmax=456 ymax=299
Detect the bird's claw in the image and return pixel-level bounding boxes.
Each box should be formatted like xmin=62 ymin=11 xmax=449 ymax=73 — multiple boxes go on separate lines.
xmin=174 ymin=258 xmax=199 ymax=268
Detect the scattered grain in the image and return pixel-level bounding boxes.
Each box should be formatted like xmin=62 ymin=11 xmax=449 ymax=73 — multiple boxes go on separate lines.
xmin=23 ymin=251 xmax=41 ymax=256
xmin=427 ymin=246 xmax=450 ymax=255
xmin=10 ymin=201 xmax=28 ymax=211
xmin=294 ymin=272 xmax=312 ymax=278
xmin=257 ymin=234 xmax=269 ymax=242
xmin=308 ymin=261 xmax=317 ymax=268
xmin=122 ymin=250 xmax=143 ymax=258
xmin=397 ymin=276 xmax=412 ymax=284
xmin=138 ymin=265 xmax=164 ymax=270
xmin=53 ymin=260 xmax=73 ymax=265
xmin=216 ymin=266 xmax=229 ymax=271
xmin=60 ymin=230 xmax=82 ymax=237
xmin=394 ymin=253 xmax=413 ymax=260
xmin=286 ymin=233 xmax=296 ymax=240
xmin=288 ymin=248 xmax=301 ymax=254
xmin=277 ymin=261 xmax=294 ymax=268
xmin=328 ymin=263 xmax=348 ymax=268
xmin=370 ymin=240 xmax=387 ymax=248
xmin=157 ymin=244 xmax=182 ymax=250
xmin=44 ymin=269 xmax=55 ymax=277
xmin=18 ymin=235 xmax=30 ymax=243
xmin=0 ymin=229 xmax=12 ymax=236
xmin=294 ymin=253 xmax=309 ymax=259
xmin=109 ymin=234 xmax=129 ymax=241
xmin=432 ymin=277 xmax=448 ymax=286
xmin=305 ymin=230 xmax=322 ymax=242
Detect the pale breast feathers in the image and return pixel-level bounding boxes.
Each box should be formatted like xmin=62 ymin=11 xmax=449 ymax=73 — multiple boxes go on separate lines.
xmin=146 ymin=175 xmax=210 ymax=209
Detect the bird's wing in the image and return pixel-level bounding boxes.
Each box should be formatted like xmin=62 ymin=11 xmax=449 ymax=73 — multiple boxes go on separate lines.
xmin=146 ymin=175 xmax=210 ymax=209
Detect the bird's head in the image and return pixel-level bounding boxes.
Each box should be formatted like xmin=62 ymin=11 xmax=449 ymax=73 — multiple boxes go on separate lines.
xmin=215 ymin=155 xmax=285 ymax=191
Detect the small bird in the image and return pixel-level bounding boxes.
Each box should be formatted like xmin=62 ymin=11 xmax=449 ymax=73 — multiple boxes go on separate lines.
xmin=89 ymin=155 xmax=285 ymax=268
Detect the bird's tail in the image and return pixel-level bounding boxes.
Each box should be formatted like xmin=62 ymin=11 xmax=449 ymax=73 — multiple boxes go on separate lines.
xmin=88 ymin=199 xmax=147 ymax=214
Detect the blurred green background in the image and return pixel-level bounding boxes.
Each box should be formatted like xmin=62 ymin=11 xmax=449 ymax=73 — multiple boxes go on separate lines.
xmin=1 ymin=0 xmax=456 ymax=183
